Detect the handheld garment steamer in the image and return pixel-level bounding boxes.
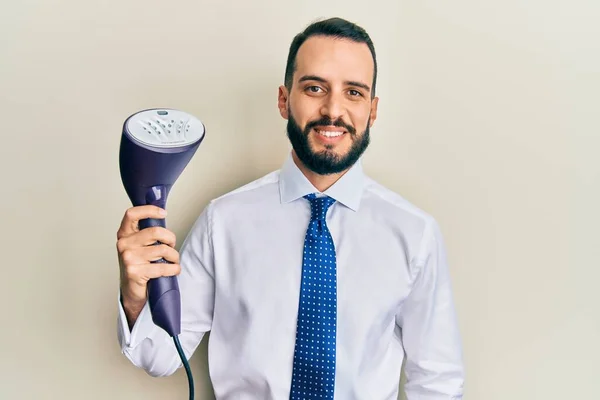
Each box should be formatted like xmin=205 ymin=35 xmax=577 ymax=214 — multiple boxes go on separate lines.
xmin=119 ymin=108 xmax=205 ymax=399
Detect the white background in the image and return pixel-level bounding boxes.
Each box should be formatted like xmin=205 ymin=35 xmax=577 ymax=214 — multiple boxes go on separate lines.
xmin=1 ymin=1 xmax=598 ymax=399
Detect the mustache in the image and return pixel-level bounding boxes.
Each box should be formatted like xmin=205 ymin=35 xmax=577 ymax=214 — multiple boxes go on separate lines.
xmin=305 ymin=117 xmax=356 ymax=136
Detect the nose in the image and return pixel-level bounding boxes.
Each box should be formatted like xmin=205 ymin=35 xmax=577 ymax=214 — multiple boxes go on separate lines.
xmin=320 ymin=92 xmax=345 ymax=122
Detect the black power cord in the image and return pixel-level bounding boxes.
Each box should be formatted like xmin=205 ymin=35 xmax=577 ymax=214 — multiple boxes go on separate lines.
xmin=173 ymin=335 xmax=194 ymax=400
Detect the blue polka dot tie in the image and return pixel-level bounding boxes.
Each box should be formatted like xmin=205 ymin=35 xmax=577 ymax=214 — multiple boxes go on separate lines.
xmin=290 ymin=193 xmax=337 ymax=400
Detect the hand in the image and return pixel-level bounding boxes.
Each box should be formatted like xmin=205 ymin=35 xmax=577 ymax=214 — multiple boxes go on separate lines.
xmin=116 ymin=205 xmax=181 ymax=328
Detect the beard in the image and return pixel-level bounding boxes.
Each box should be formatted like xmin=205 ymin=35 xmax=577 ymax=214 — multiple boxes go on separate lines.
xmin=286 ymin=110 xmax=370 ymax=175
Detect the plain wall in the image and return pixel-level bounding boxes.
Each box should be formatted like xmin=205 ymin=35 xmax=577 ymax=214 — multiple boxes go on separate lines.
xmin=1 ymin=1 xmax=598 ymax=399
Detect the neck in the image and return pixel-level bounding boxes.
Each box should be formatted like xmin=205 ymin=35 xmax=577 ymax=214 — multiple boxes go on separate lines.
xmin=291 ymin=150 xmax=351 ymax=192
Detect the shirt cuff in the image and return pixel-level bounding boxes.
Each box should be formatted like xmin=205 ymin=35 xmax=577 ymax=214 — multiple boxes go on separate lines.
xmin=117 ymin=291 xmax=156 ymax=350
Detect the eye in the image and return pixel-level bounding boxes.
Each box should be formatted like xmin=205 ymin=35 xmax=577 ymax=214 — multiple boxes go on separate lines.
xmin=348 ymin=89 xmax=362 ymax=97
xmin=306 ymin=86 xmax=324 ymax=93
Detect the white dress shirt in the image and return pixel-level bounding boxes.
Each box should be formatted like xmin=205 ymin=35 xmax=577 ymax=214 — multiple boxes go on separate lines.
xmin=117 ymin=153 xmax=465 ymax=400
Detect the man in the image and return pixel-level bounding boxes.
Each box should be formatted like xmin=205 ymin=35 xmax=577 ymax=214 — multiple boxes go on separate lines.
xmin=116 ymin=17 xmax=464 ymax=400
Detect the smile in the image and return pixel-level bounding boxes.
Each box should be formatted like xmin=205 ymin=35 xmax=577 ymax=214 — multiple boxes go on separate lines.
xmin=315 ymin=129 xmax=346 ymax=138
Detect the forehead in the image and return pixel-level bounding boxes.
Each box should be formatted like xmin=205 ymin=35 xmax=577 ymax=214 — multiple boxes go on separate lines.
xmin=294 ymin=35 xmax=374 ymax=85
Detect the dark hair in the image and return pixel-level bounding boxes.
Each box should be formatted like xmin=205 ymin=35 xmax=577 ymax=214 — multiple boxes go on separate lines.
xmin=284 ymin=17 xmax=378 ymax=98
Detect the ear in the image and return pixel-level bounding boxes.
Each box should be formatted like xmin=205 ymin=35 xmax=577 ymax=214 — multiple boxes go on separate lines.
xmin=369 ymin=96 xmax=379 ymax=127
xmin=278 ymin=85 xmax=289 ymax=119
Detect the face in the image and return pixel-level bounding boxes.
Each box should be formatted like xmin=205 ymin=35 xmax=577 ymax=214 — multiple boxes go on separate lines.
xmin=278 ymin=36 xmax=379 ymax=175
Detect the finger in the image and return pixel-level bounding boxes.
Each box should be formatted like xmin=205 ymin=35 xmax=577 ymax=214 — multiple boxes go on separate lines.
xmin=119 ymin=242 xmax=179 ymax=266
xmin=149 ymin=262 xmax=181 ymax=279
xmin=117 ymin=206 xmax=167 ymax=239
xmin=118 ymin=225 xmax=176 ymax=252
xmin=132 ymin=262 xmax=181 ymax=281
xmin=116 ymin=227 xmax=176 ymax=259
xmin=145 ymin=244 xmax=180 ymax=264
xmin=135 ymin=226 xmax=176 ymax=248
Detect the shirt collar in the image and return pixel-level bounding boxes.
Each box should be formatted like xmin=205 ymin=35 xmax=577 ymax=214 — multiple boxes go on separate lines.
xmin=279 ymin=152 xmax=365 ymax=211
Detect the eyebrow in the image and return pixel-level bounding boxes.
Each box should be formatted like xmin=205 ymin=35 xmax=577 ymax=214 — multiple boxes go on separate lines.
xmin=298 ymin=75 xmax=371 ymax=92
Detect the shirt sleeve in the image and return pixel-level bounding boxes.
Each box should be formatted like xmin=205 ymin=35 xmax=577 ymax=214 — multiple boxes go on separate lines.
xmin=396 ymin=218 xmax=465 ymax=399
xmin=116 ymin=202 xmax=216 ymax=377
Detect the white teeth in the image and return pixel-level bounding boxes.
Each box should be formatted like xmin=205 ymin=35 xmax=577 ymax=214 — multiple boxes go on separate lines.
xmin=316 ymin=130 xmax=344 ymax=138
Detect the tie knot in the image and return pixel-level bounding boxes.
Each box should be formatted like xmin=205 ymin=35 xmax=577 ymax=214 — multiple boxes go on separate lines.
xmin=304 ymin=193 xmax=336 ymax=221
